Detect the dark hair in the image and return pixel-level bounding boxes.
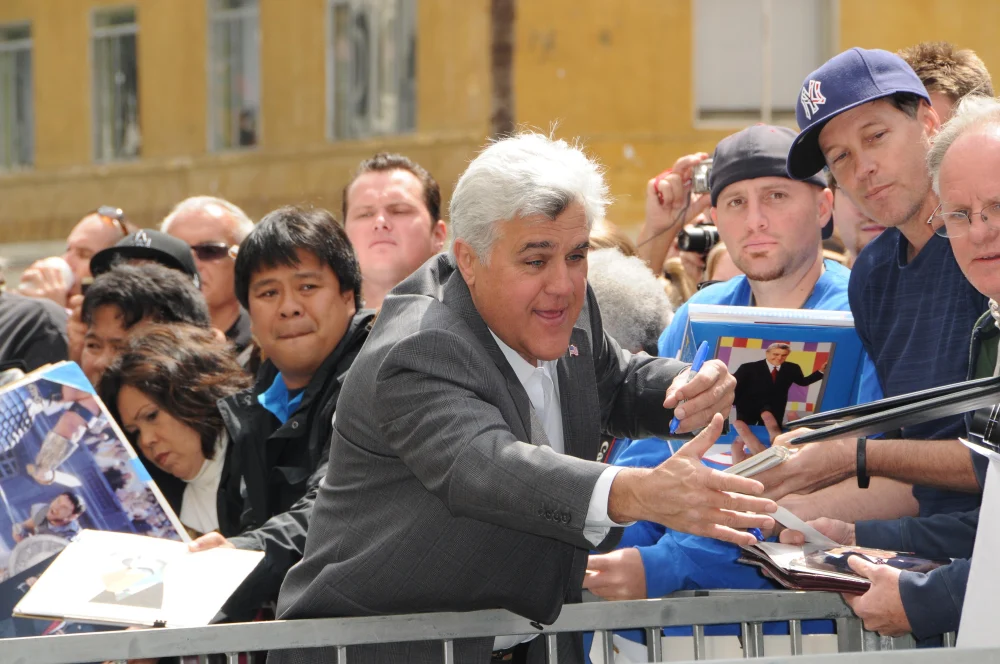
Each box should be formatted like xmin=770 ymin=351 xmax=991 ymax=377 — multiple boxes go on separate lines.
xmin=342 ymin=153 xmax=441 ymax=225
xmin=82 ymin=263 xmax=211 ymax=330
xmin=234 ymin=206 xmax=362 ymax=310
xmin=886 ymin=92 xmax=924 ymax=120
xmin=99 ymin=324 xmax=252 ymax=462
xmin=59 ymin=490 xmax=86 ymax=515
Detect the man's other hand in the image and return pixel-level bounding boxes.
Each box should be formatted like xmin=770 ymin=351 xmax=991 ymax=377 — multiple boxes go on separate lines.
xmin=583 ymin=549 xmax=647 ymax=601
xmin=608 ymin=414 xmax=777 ymax=547
xmin=843 ymin=557 xmax=911 ymax=637
xmin=732 ymin=412 xmax=855 ymax=500
xmin=188 ymin=532 xmax=235 ymax=552
xmin=663 ymin=359 xmax=736 ymax=433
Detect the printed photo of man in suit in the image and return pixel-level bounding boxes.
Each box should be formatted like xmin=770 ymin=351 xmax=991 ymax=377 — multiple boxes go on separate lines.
xmin=270 ymin=133 xmax=777 ymax=664
xmin=733 ymin=342 xmax=827 ymax=425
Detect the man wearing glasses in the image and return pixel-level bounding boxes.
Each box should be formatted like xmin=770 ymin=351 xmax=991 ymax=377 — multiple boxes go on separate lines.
xmin=18 ymin=206 xmax=129 ymax=308
xmin=161 ymin=196 xmax=255 ymax=354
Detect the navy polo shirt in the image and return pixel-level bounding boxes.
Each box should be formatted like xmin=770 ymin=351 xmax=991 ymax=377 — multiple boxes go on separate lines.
xmin=849 ymin=229 xmax=988 ymax=516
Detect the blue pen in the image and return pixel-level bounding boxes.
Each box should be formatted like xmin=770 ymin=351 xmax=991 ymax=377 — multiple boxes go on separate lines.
xmin=748 ymin=528 xmax=764 ymax=542
xmin=669 ymin=340 xmax=711 ymax=434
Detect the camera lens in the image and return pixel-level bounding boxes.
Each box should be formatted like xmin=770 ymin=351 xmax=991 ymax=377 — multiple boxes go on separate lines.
xmin=677 ymin=225 xmax=720 ymax=254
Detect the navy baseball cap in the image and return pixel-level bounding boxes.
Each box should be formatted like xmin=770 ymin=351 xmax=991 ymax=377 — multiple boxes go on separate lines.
xmin=786 ymin=48 xmax=929 ymax=180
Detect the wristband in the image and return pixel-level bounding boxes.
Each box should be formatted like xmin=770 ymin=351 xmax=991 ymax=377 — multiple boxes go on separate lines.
xmin=856 ymin=436 xmax=870 ymax=489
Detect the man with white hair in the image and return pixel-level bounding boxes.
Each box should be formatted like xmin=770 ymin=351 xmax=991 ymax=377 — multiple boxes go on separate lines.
xmin=271 ymin=133 xmax=776 ymax=664
xmin=161 ymin=196 xmax=255 ymax=352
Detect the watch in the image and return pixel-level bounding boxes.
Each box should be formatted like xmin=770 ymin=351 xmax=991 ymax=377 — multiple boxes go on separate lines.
xmin=857 ymin=436 xmax=870 ymax=489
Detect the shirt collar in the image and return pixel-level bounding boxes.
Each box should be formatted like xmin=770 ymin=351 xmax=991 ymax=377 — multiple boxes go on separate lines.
xmin=257 ymin=372 xmax=305 ymax=424
xmin=488 ymin=330 xmax=560 ymax=381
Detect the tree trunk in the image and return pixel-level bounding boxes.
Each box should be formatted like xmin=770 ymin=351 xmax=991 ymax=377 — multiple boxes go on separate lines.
xmin=490 ymin=0 xmax=516 ymax=138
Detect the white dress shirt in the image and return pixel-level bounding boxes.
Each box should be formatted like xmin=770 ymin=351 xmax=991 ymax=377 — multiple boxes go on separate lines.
xmin=489 ymin=332 xmax=627 ymax=651
xmin=180 ymin=432 xmax=227 ymax=535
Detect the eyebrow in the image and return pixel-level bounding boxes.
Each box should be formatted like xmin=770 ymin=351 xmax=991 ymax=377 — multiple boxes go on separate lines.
xmin=251 ymin=271 xmax=325 ymax=289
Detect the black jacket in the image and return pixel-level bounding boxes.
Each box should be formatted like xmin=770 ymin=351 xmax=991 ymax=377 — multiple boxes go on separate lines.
xmin=215 ymin=311 xmax=374 ymax=617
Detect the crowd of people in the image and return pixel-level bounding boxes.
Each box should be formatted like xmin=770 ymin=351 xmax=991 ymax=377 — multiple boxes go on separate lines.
xmin=0 ymin=39 xmax=996 ymax=663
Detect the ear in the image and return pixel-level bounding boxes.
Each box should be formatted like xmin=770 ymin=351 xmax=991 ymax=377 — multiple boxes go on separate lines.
xmin=710 ymin=207 xmax=718 ymax=223
xmin=431 ymin=220 xmax=448 ymax=252
xmin=453 ymin=239 xmax=480 ymax=287
xmin=920 ymin=100 xmax=942 ymax=137
xmin=817 ymin=187 xmax=834 ymax=229
xmin=211 ymin=327 xmax=227 ymax=344
xmin=340 ymin=288 xmax=357 ymax=317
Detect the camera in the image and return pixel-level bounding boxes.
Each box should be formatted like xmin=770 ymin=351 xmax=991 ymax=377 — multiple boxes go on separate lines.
xmin=692 ymin=159 xmax=713 ymax=194
xmin=677 ymin=225 xmax=720 ymax=255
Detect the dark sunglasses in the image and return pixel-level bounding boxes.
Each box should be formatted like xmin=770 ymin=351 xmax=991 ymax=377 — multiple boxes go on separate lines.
xmin=96 ymin=205 xmax=129 ymax=238
xmin=191 ymin=242 xmax=238 ymax=261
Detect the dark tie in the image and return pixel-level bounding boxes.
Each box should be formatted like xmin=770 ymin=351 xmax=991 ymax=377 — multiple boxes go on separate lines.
xmin=771 ymin=367 xmax=778 ymax=382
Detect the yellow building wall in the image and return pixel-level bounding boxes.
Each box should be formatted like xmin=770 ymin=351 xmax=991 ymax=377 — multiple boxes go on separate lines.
xmin=0 ymin=0 xmax=490 ymax=243
xmin=4 ymin=0 xmax=1000 ymax=244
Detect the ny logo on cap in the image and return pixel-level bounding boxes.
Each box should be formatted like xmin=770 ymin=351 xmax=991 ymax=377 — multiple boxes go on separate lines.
xmin=800 ymin=80 xmax=827 ymax=121
xmin=133 ymin=230 xmax=152 ymax=248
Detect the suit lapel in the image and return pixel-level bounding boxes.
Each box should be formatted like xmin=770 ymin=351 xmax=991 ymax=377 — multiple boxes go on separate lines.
xmin=558 ymin=327 xmax=601 ymax=461
xmin=442 ymin=269 xmax=534 ymax=439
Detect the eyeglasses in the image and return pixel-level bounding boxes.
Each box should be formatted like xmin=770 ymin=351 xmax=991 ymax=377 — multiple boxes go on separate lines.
xmin=191 ymin=242 xmax=238 ymax=262
xmin=928 ymin=202 xmax=1000 ymax=239
xmin=96 ymin=205 xmax=129 ymax=238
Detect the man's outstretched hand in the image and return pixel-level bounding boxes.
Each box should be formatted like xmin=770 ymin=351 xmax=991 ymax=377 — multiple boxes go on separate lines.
xmin=608 ymin=414 xmax=776 ymax=547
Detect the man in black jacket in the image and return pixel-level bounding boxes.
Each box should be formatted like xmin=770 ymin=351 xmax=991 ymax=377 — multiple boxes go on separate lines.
xmin=191 ymin=206 xmax=373 ymax=619
xmin=733 ymin=343 xmax=826 ymax=425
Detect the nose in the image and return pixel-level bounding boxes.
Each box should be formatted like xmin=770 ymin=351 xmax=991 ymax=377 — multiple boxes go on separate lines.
xmin=854 ymin=151 xmax=878 ymax=184
xmin=545 ymin=259 xmax=575 ymax=297
xmin=970 ymin=209 xmax=1000 ymax=243
xmin=374 ymin=210 xmax=390 ymax=230
xmin=744 ymin=196 xmax=769 ymax=233
xmin=277 ymin=291 xmax=304 ymax=319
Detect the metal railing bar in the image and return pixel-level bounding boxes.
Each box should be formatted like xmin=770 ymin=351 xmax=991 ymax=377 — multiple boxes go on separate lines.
xmin=645 ymin=626 xmax=663 ymax=662
xmin=544 ymin=633 xmax=558 ymax=663
xmin=442 ymin=638 xmax=454 ymax=664
xmin=693 ymin=624 xmax=706 ymax=661
xmin=600 ymin=629 xmax=615 ymax=663
xmin=336 ymin=644 xmax=347 ymax=663
xmin=944 ymin=631 xmax=957 ymax=647
xmin=740 ymin=622 xmax=764 ymax=657
xmin=789 ymin=619 xmax=803 ymax=656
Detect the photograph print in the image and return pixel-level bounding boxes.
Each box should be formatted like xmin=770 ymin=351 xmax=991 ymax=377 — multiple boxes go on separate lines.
xmin=718 ymin=337 xmax=833 ymax=426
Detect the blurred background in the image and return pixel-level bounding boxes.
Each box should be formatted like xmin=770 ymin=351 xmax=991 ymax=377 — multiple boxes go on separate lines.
xmin=1 ymin=0 xmax=998 ymax=282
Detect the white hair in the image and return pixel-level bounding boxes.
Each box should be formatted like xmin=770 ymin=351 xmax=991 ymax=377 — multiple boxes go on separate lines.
xmin=928 ymin=95 xmax=1000 ymax=196
xmin=449 ymin=132 xmax=610 ymax=263
xmin=586 ymin=248 xmax=673 ymax=355
xmin=161 ymin=196 xmax=255 ymax=244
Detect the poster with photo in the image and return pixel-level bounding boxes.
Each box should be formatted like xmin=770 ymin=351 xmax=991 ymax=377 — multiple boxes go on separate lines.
xmin=0 ymin=361 xmax=186 ymax=638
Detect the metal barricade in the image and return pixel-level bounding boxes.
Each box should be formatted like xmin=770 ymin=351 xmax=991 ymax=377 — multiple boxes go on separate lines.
xmin=2 ymin=590 xmax=960 ymax=664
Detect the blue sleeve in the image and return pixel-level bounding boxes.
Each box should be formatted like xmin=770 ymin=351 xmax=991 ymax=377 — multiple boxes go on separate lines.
xmin=658 ymin=302 xmax=690 ymax=359
xmin=635 ymin=531 xmax=777 ymax=599
xmin=854 ymin=352 xmax=883 ymax=405
xmin=899 ymin=559 xmax=969 ymax=640
xmin=855 ymin=509 xmax=979 ymax=560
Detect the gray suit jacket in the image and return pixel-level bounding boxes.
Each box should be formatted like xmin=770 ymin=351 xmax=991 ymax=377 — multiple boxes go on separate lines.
xmin=269 ymin=255 xmax=688 ymax=664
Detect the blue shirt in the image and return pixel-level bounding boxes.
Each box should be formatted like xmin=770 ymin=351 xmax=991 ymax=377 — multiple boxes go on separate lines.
xmin=257 ymin=373 xmax=305 ymax=425
xmin=849 ymin=230 xmax=988 ymax=516
xmin=600 ymin=260 xmax=866 ymax=643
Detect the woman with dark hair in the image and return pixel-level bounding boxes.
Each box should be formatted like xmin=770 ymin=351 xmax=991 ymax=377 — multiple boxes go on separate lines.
xmin=99 ymin=324 xmax=251 ymax=536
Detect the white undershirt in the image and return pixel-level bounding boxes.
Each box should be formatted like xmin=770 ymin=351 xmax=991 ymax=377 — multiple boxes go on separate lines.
xmin=766 ymin=361 xmax=781 ymax=373
xmin=488 ymin=331 xmax=626 ymax=651
xmin=179 ymin=432 xmax=227 ymax=535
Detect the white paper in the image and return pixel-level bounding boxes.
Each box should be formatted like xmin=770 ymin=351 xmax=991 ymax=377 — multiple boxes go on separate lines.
xmin=770 ymin=506 xmax=841 ymax=549
xmin=13 ymin=530 xmax=263 ymax=628
xmin=958 ymin=456 xmax=1000 ymax=647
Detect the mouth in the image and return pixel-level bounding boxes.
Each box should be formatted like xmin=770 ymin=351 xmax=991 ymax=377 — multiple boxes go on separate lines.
xmin=533 ymin=308 xmax=568 ymax=326
xmin=278 ymin=329 xmax=314 ymax=340
xmin=860 ymin=224 xmax=887 ymax=233
xmin=154 ymin=452 xmax=171 ymax=468
xmin=865 ymin=184 xmax=892 ymax=200
xmin=974 ymin=253 xmax=1000 ymax=263
xmin=370 ymin=239 xmax=396 ymax=248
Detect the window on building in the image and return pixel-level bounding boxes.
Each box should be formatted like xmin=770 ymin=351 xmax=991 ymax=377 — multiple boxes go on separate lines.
xmin=0 ymin=23 xmax=33 ymax=170
xmin=209 ymin=0 xmax=260 ymax=151
xmin=694 ymin=0 xmax=835 ymax=125
xmin=92 ymin=7 xmax=140 ymax=161
xmin=327 ymin=0 xmax=417 ymax=141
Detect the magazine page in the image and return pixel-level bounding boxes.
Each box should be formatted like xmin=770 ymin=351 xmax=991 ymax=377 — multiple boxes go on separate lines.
xmin=14 ymin=530 xmax=263 ymax=628
xmin=0 ymin=362 xmax=187 ymax=638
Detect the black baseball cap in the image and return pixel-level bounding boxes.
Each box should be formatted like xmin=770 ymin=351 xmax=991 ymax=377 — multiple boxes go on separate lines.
xmin=786 ymin=48 xmax=930 ymax=180
xmin=90 ymin=229 xmax=201 ymax=289
xmin=710 ymin=125 xmax=832 ymax=239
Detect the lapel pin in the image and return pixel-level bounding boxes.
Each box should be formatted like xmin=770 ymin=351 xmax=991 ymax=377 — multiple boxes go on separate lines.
xmin=568 ymin=345 xmax=579 ymax=357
